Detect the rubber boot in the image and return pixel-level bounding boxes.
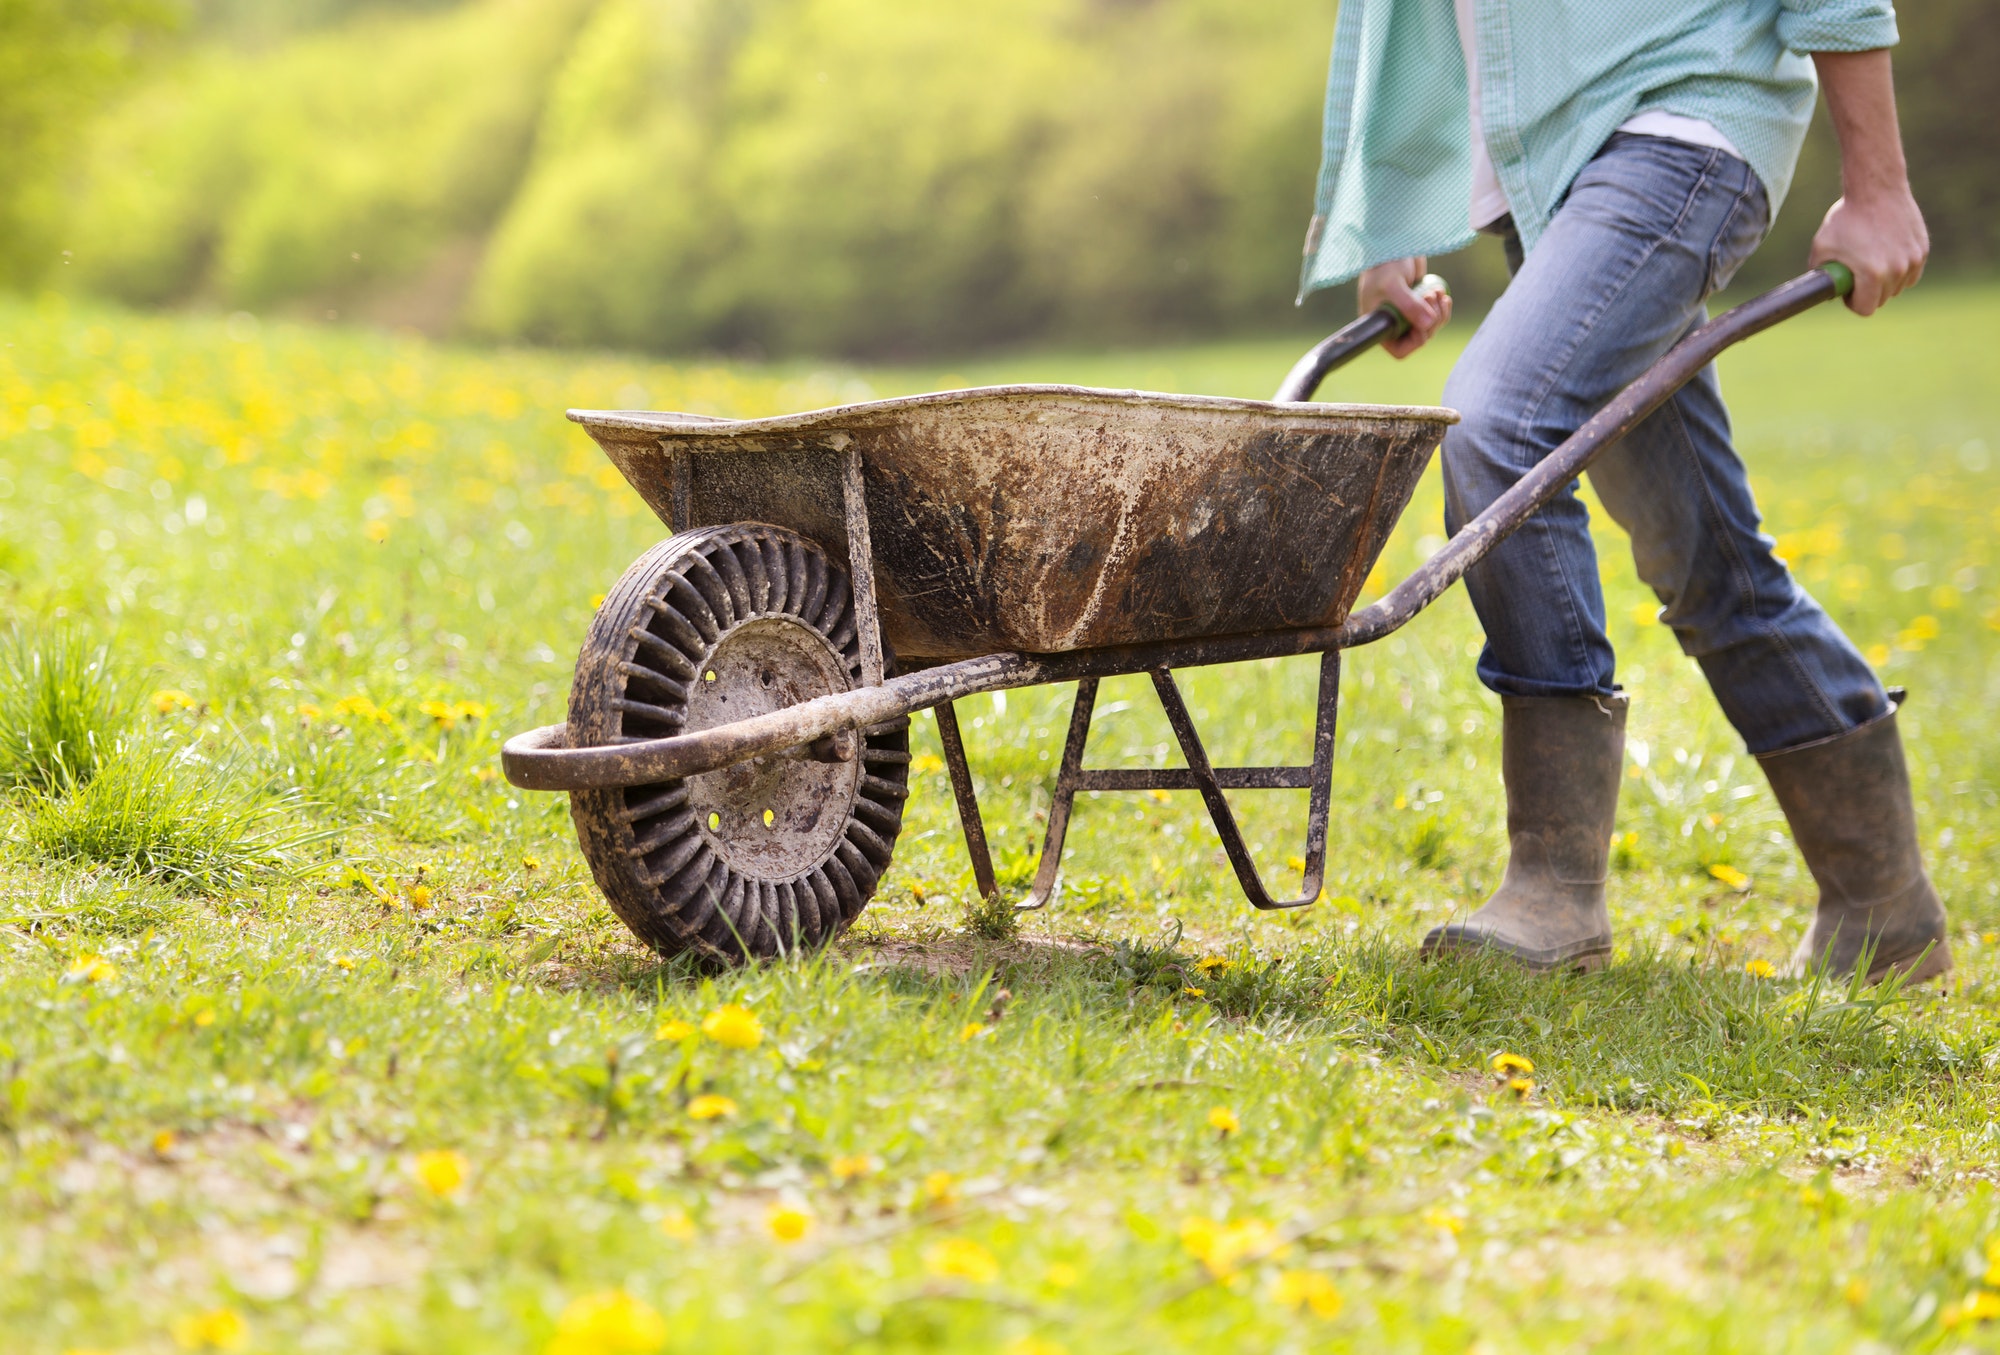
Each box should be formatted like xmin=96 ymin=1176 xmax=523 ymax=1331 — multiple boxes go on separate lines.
xmin=1423 ymin=693 xmax=1627 ymax=971
xmin=1758 ymin=708 xmax=1952 ymax=985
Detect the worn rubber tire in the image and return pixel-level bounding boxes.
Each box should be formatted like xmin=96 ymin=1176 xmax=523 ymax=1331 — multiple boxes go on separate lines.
xmin=567 ymin=523 xmax=909 ymax=962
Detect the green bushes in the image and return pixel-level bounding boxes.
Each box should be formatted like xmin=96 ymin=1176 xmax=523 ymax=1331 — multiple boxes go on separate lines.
xmin=50 ymin=0 xmax=2000 ymax=353
xmin=67 ymin=0 xmax=1338 ymax=354
xmin=68 ymin=0 xmax=595 ymax=320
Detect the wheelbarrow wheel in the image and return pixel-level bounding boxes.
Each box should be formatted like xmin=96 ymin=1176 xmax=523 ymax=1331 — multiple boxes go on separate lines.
xmin=566 ymin=523 xmax=909 ymax=962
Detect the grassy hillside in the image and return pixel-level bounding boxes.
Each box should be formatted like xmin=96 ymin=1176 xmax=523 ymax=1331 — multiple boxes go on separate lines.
xmin=0 ymin=284 xmax=1998 ymax=1351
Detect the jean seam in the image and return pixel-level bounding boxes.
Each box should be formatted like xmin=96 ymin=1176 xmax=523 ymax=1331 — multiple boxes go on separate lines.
xmin=1658 ymin=390 xmax=1850 ymax=739
xmin=1506 ymin=146 xmax=1722 ymax=688
xmin=1703 ymin=161 xmax=1764 ymax=298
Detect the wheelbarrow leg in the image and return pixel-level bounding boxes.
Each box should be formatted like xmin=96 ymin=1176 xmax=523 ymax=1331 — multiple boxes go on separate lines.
xmin=933 ymin=700 xmax=999 ymax=901
xmin=1148 ymin=651 xmax=1339 ymax=910
xmin=1020 ymin=677 xmax=1101 ymax=910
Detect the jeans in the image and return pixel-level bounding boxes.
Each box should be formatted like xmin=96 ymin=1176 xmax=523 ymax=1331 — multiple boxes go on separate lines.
xmin=1441 ymin=133 xmax=1886 ymax=756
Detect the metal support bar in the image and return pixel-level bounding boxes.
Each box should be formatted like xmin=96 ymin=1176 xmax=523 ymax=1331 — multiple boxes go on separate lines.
xmin=933 ymin=701 xmax=999 ymax=900
xmin=1019 ymin=677 xmax=1101 ymax=910
xmin=1075 ymin=767 xmax=1313 ymax=791
xmin=1018 ymin=654 xmax=1339 ymax=912
xmin=1149 ymin=652 xmax=1339 ymax=910
xmin=839 ymin=443 xmax=886 ymax=687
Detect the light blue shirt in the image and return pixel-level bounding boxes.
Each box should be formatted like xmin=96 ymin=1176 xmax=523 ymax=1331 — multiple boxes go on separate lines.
xmin=1299 ymin=0 xmax=1901 ymax=297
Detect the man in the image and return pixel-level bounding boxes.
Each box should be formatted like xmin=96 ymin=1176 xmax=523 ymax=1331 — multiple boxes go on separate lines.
xmin=1300 ymin=0 xmax=1948 ymax=981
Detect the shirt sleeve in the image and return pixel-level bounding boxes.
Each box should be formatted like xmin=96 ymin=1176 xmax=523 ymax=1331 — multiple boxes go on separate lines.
xmin=1776 ymin=0 xmax=1899 ymax=54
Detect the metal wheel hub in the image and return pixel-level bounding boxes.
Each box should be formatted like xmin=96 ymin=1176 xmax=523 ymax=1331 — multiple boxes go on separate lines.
xmin=686 ymin=616 xmax=860 ymax=879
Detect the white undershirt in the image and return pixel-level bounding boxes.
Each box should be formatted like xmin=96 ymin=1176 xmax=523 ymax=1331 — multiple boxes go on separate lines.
xmin=1452 ymin=0 xmax=1744 ymax=231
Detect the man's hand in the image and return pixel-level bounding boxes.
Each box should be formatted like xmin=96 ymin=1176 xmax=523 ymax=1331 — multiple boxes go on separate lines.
xmin=1358 ymin=256 xmax=1451 ymax=357
xmin=1811 ymin=49 xmax=1928 ymax=316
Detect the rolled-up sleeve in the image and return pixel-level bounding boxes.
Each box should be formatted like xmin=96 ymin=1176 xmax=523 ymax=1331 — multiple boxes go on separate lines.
xmin=1777 ymin=0 xmax=1899 ymax=54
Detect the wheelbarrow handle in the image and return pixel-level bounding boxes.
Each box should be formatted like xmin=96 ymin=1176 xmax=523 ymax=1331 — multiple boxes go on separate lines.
xmin=1334 ymin=261 xmax=1855 ymax=647
xmin=1274 ymin=274 xmax=1450 ymax=402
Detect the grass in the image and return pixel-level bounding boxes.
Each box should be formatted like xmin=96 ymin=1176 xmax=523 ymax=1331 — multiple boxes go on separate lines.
xmin=0 ymin=280 xmax=1997 ymax=1352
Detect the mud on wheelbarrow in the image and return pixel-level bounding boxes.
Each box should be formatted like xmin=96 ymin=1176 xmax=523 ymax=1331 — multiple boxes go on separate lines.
xmin=501 ymin=266 xmax=1857 ymax=963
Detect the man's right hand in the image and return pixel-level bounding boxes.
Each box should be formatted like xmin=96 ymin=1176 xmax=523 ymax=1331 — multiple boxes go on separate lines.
xmin=1358 ymin=256 xmax=1451 ymax=358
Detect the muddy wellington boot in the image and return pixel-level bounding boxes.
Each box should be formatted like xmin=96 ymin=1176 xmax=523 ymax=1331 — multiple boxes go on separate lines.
xmin=1422 ymin=693 xmax=1627 ymax=971
xmin=1759 ymin=707 xmax=1953 ymax=985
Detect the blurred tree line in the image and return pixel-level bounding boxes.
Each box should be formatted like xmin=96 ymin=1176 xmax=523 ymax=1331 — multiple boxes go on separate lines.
xmin=7 ymin=0 xmax=1996 ymax=357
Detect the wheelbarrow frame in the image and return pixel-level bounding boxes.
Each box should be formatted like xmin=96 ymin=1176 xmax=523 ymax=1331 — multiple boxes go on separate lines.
xmin=503 ymin=265 xmax=1853 ymax=914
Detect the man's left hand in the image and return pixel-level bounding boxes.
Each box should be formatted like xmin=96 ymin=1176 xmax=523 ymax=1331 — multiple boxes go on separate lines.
xmin=1810 ymin=189 xmax=1928 ymax=317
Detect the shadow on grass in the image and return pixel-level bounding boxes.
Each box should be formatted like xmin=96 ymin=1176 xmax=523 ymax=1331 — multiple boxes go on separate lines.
xmin=564 ymin=911 xmax=1996 ymax=1130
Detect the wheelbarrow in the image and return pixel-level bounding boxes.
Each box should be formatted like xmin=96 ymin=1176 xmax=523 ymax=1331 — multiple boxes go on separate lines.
xmin=502 ymin=265 xmax=1857 ymax=962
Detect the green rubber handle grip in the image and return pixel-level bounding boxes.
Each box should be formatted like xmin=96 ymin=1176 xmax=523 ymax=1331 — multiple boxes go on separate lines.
xmin=1820 ymin=261 xmax=1855 ymax=298
xmin=1381 ymin=273 xmax=1450 ymax=338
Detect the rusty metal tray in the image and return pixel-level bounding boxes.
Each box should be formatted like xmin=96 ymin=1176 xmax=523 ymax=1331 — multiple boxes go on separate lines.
xmin=570 ymin=387 xmax=1451 ymax=662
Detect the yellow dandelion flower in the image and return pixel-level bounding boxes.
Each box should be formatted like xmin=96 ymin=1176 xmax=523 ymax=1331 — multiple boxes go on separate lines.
xmin=364 ymin=520 xmax=391 ymax=543
xmin=922 ymin=1171 xmax=960 ymax=1206
xmin=193 ymin=1009 xmax=215 ymax=1027
xmin=522 ymin=854 xmax=541 ymax=870
xmin=1798 ymin=1184 xmax=1824 ymax=1207
xmin=329 ymin=954 xmax=355 ymax=971
xmin=408 ymin=885 xmax=432 ymax=911
xmin=1708 ymin=863 xmax=1751 ymax=890
xmin=911 ymin=753 xmax=945 ymax=775
xmin=1043 ymin=1261 xmax=1080 ymax=1289
xmin=766 ymin=1202 xmax=812 ymax=1243
xmin=1001 ymin=1338 xmax=1068 ymax=1355
xmin=1286 ymin=854 xmax=1306 ymax=872
xmin=544 ymin=1289 xmax=668 ymax=1355
xmin=655 ymin=1019 xmax=694 ymax=1043
xmin=589 ymin=593 xmax=608 ymax=609
xmin=1489 ymin=1052 xmax=1533 ymax=1076
xmin=1423 ymin=1207 xmax=1465 ymax=1235
xmin=1942 ymin=1291 xmax=2000 ymax=1329
xmin=686 ymin=1094 xmax=737 ymax=1121
xmin=830 ymin=1154 xmax=878 ymax=1183
xmin=1272 ymin=1268 xmax=1343 ymax=1319
xmin=1208 ymin=1105 xmax=1240 ymax=1135
xmin=658 ymin=1210 xmax=695 ymax=1242
xmin=152 ymin=1129 xmax=178 ymax=1156
xmin=1864 ymin=642 xmax=1891 ymax=668
xmin=411 ymin=1149 xmax=468 ymax=1198
xmin=1181 ymin=987 xmax=1206 ymax=998
xmin=1195 ymin=955 xmax=1232 ymax=974
xmin=701 ymin=1004 xmax=763 ymax=1050
xmin=150 ymin=688 xmax=197 ymax=715
xmin=64 ymin=954 xmax=119 ymax=985
xmin=171 ymin=1307 xmax=248 ymax=1351
xmin=958 ymin=1022 xmax=987 ymax=1042
xmin=1745 ymin=958 xmax=1775 ymax=978
xmin=1179 ymin=1216 xmax=1283 ymax=1277
xmin=1843 ymin=1278 xmax=1868 ymax=1306
xmin=296 ymin=702 xmax=322 ymax=720
xmin=924 ymin=1236 xmax=1000 ymax=1284
xmin=1507 ymin=1077 xmax=1535 ymax=1097
xmin=333 ymin=694 xmax=393 ymax=725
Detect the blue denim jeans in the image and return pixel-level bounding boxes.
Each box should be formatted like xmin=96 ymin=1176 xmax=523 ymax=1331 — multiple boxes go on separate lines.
xmin=1441 ymin=133 xmax=1887 ymax=756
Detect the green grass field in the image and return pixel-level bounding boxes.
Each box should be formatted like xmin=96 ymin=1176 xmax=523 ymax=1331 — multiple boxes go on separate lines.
xmin=2 ymin=282 xmax=1999 ymax=1354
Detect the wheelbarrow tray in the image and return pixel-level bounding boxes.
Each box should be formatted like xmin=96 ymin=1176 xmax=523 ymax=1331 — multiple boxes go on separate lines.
xmin=571 ymin=386 xmax=1455 ymax=662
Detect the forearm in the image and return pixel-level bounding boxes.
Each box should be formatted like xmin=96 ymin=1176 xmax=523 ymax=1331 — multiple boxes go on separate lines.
xmin=1813 ymin=49 xmax=1909 ymax=200
xmin=1805 ymin=47 xmax=1927 ymax=314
